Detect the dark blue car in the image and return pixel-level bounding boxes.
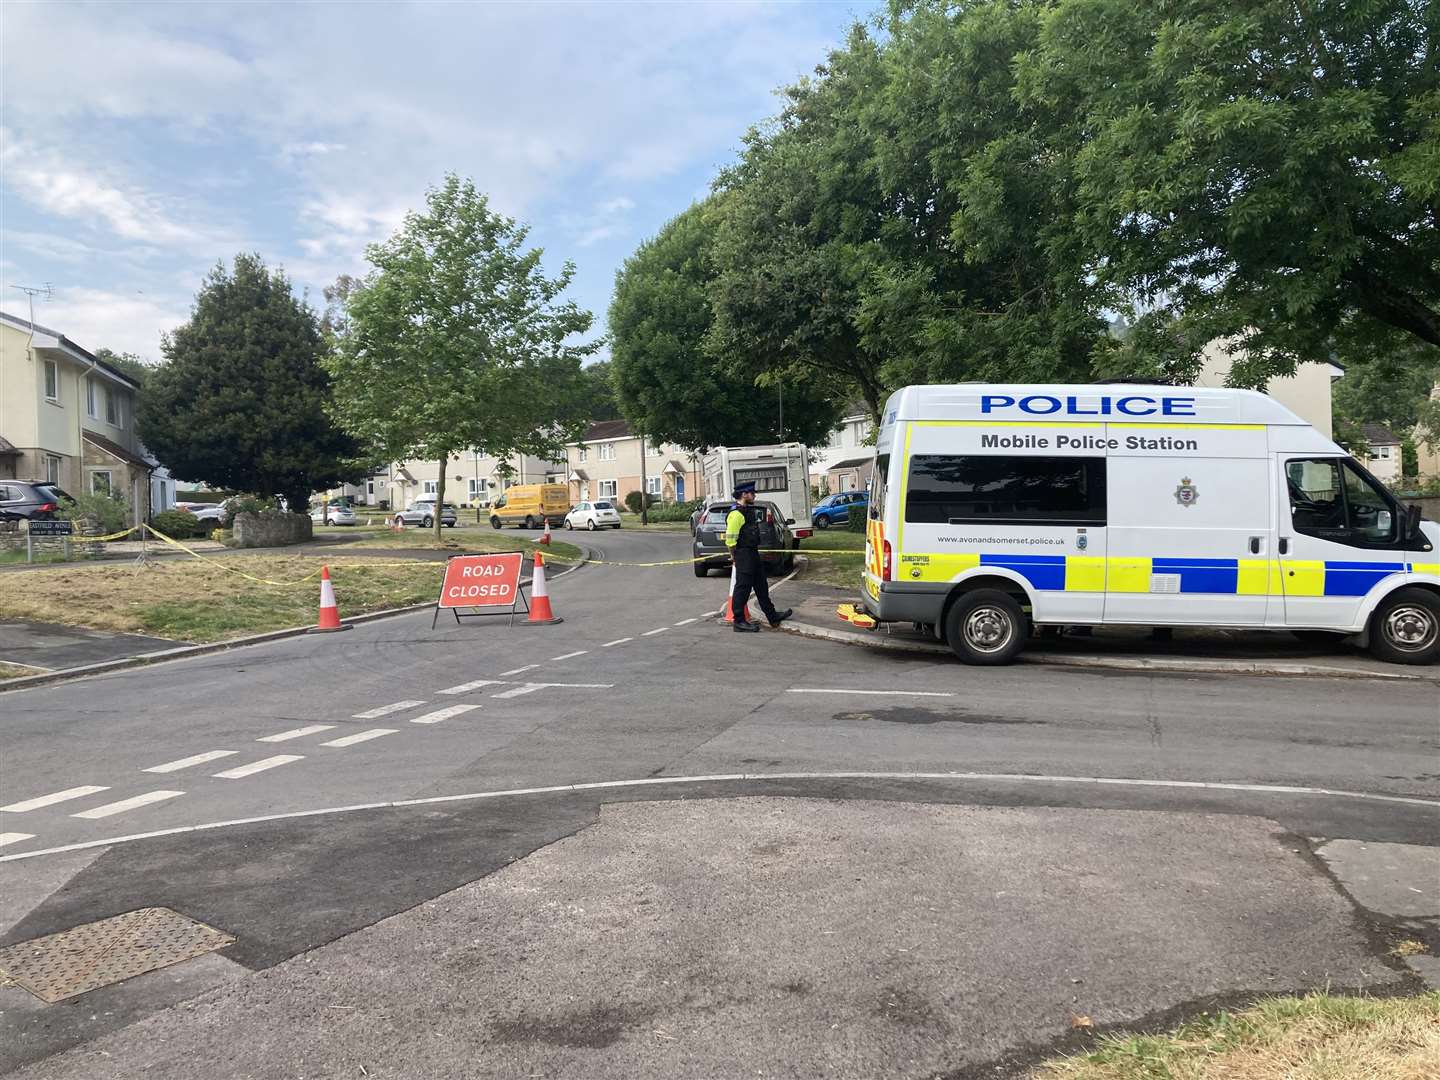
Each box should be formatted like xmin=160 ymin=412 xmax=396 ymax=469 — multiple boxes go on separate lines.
xmin=811 ymin=490 xmax=868 ymax=529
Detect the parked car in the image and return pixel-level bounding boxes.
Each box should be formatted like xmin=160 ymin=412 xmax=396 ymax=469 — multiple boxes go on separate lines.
xmin=564 ymin=500 xmax=622 ymax=531
xmin=311 ymin=504 xmax=357 ymax=526
xmin=691 ymin=500 xmax=797 ymax=578
xmin=0 ymin=480 xmax=74 ymax=521
xmin=393 ymin=500 xmax=457 ymax=528
xmin=812 ymin=490 xmax=868 ymax=529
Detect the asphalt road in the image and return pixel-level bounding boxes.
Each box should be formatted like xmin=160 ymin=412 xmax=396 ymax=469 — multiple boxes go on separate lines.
xmin=1 ymin=526 xmax=1436 ymax=1076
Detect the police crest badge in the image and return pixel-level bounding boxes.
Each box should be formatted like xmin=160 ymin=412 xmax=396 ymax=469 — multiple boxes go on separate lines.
xmin=1174 ymin=477 xmax=1199 ymax=507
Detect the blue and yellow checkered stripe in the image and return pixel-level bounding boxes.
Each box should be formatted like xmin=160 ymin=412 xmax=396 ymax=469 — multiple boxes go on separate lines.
xmin=905 ymin=553 xmax=1434 ymax=595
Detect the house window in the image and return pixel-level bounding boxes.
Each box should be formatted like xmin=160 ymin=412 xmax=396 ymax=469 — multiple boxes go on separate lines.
xmin=1377 ymin=446 xmax=1392 ymax=459
xmin=86 ymin=377 xmax=98 ymax=418
xmin=649 ymin=441 xmax=663 ymax=457
xmin=44 ymin=360 xmax=59 ymax=401
xmin=91 ymin=470 xmax=113 ymax=496
xmin=598 ymin=443 xmax=615 ymax=461
xmin=105 ymin=386 xmax=120 ymax=426
xmin=646 ymin=476 xmax=661 ymax=495
xmin=468 ymin=477 xmax=488 ymax=498
xmin=598 ymin=479 xmax=618 ymax=498
xmin=577 ymin=447 xmax=588 ymax=463
xmin=423 ymin=480 xmax=438 ymax=495
xmin=45 ymin=455 xmax=61 ymax=483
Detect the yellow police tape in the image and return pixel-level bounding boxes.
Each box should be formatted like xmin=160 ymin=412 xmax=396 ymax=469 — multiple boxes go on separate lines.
xmin=141 ymin=525 xmax=438 ymax=587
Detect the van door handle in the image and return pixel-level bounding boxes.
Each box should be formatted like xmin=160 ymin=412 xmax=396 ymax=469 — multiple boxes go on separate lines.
xmin=1278 ymin=537 xmax=1290 ymax=556
xmin=1248 ymin=536 xmax=1262 ymax=554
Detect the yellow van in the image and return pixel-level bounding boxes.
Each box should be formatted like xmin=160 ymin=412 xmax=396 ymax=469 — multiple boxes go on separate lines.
xmin=488 ymin=484 xmax=571 ymax=529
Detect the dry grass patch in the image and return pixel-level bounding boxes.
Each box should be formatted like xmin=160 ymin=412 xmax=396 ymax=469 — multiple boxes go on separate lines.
xmin=1036 ymin=992 xmax=1440 ymax=1080
xmin=0 ymin=556 xmax=444 ymax=643
xmin=0 ymin=663 xmax=45 ymax=679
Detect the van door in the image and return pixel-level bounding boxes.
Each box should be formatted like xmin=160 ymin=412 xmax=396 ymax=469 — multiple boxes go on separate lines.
xmin=1278 ymin=457 xmax=1407 ymax=631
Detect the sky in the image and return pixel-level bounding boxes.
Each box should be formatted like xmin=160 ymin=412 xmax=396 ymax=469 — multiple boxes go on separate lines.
xmin=1 ymin=0 xmax=870 ymax=363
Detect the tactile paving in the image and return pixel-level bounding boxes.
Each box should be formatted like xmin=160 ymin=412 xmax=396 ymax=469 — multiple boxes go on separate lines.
xmin=0 ymin=907 xmax=234 ymax=1003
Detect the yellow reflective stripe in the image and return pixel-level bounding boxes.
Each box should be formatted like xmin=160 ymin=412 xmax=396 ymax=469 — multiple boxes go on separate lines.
xmin=1107 ymin=422 xmax=1265 ymax=430
xmin=1283 ymin=560 xmax=1326 ymax=597
xmin=896 ymin=424 xmax=913 ymax=558
xmin=1064 ymin=556 xmax=1106 ymax=592
xmin=1107 ymin=557 xmax=1151 ymax=593
xmin=912 ymin=420 xmax=1103 ymax=428
xmin=1411 ymin=563 xmax=1440 ymax=578
xmin=1235 ymin=559 xmax=1280 ymax=596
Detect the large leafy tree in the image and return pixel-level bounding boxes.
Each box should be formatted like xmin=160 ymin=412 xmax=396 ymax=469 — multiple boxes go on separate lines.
xmin=325 ymin=175 xmax=598 ymax=540
xmin=93 ymin=347 xmax=152 ymax=388
xmin=138 ymin=254 xmax=363 ymax=511
xmin=610 ymin=198 xmax=841 ymax=449
xmin=1022 ymin=0 xmax=1440 ymax=377
xmin=578 ymin=359 xmax=623 ymax=422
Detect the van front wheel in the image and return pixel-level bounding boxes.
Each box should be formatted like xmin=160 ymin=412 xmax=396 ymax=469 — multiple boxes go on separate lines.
xmin=490 ymin=517 xmax=502 ymax=530
xmin=1370 ymin=588 xmax=1440 ymax=665
xmin=946 ymin=589 xmax=1026 ymax=666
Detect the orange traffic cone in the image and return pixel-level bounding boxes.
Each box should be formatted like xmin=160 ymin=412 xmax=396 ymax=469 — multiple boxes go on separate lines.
xmin=722 ymin=563 xmax=751 ymax=624
xmin=526 ymin=551 xmax=563 ymax=625
xmin=310 ymin=566 xmax=351 ymax=633
xmin=539 ymin=521 xmax=552 ymax=545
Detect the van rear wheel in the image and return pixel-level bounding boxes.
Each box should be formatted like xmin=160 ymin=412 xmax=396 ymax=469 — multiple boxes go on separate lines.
xmin=1369 ymin=588 xmax=1440 ymax=665
xmin=945 ymin=589 xmax=1026 ymax=666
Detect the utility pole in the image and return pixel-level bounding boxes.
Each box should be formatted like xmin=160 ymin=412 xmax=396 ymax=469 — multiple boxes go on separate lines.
xmin=637 ymin=430 xmax=649 ymax=526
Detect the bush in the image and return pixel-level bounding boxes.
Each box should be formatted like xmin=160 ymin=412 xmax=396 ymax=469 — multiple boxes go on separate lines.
xmin=623 ymin=490 xmax=660 ymax=514
xmin=151 ymin=509 xmax=202 ymax=538
xmin=61 ymin=492 xmax=130 ymax=535
xmin=646 ymin=498 xmax=705 ymax=522
xmin=846 ymin=505 xmax=867 ymax=532
xmin=222 ymin=494 xmax=276 ymax=527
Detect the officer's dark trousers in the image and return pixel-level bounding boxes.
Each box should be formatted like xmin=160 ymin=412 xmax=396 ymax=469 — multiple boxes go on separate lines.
xmin=732 ymin=548 xmax=777 ymax=624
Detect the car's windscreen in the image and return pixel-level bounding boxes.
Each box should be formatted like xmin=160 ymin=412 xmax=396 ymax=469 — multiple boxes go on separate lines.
xmin=702 ymin=508 xmax=731 ymax=526
xmin=593 ymin=501 xmax=614 ymax=510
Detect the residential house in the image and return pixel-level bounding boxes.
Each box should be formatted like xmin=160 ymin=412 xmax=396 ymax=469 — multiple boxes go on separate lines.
xmin=0 ymin=310 xmax=156 ymax=524
xmin=826 ymin=456 xmax=874 ymax=495
xmin=1412 ymin=382 xmax=1440 ymax=482
xmin=810 ymin=409 xmax=874 ymax=492
xmin=324 ymin=452 xmax=566 ymax=510
xmin=1192 ymin=339 xmax=1344 ymax=436
xmin=1356 ymin=423 xmax=1403 ymax=484
xmin=565 ymin=420 xmax=701 ymax=506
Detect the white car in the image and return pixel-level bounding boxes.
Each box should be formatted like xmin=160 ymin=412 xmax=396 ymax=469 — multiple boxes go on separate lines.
xmin=565 ymin=500 xmax=622 ymax=531
xmin=311 ymin=504 xmax=357 ymax=526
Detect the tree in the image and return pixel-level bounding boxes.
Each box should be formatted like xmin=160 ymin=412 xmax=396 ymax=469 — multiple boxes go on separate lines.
xmin=138 ymin=254 xmax=363 ymax=512
xmin=1332 ymin=324 xmax=1440 ymax=454
xmin=93 ymin=347 xmax=152 ymax=389
xmin=610 ymin=198 xmax=841 ymax=449
xmin=1022 ymin=0 xmax=1440 ymax=378
xmin=578 ymin=359 xmax=623 ymax=422
xmin=325 ymin=175 xmax=598 ymax=540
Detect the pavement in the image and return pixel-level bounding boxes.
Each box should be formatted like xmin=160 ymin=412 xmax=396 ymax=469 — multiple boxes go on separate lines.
xmin=0 ymin=526 xmax=1436 ymax=1077
xmin=0 ymin=620 xmax=179 ymax=673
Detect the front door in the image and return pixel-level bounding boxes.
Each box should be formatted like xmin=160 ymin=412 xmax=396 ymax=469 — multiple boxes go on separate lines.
xmin=1279 ymin=456 xmax=1407 ymax=630
xmin=675 ymin=475 xmax=685 ymax=502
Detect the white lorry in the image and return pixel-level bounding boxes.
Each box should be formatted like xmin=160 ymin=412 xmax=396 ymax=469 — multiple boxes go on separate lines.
xmin=860 ymin=383 xmax=1440 ymax=666
xmin=702 ymin=443 xmax=813 ymax=525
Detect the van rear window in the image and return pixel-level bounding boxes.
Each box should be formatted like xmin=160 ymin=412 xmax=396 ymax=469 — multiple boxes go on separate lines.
xmin=904 ymin=455 xmax=1106 ymax=525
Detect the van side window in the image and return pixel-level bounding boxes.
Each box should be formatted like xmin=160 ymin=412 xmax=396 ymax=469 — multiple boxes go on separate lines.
xmin=1287 ymin=458 xmax=1397 ymax=546
xmin=905 ymin=455 xmax=1106 ymax=525
xmin=869 ymin=456 xmax=888 ymax=519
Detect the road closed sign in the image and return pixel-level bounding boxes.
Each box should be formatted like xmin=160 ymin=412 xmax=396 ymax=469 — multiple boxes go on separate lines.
xmin=437 ymin=552 xmax=524 ymax=609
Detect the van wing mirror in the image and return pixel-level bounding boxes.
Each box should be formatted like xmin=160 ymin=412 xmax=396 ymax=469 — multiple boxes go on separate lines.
xmin=786 ymin=517 xmax=796 ymax=525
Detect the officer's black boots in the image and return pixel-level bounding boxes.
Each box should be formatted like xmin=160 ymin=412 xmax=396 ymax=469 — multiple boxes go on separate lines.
xmin=768 ymin=608 xmax=793 ymax=628
xmin=733 ymin=620 xmax=760 ymax=633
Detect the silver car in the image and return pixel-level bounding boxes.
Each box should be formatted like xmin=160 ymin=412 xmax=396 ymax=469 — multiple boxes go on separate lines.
xmin=393 ymin=500 xmax=458 ymax=528
xmin=312 ymin=504 xmax=357 ymax=526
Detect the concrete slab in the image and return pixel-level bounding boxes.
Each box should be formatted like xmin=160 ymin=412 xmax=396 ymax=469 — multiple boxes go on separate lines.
xmin=0 ymin=621 xmax=180 ymax=672
xmin=9 ymin=799 xmax=1406 ymax=1080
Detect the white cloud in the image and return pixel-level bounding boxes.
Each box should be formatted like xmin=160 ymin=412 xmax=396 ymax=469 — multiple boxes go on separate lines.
xmin=25 ymin=288 xmax=190 ymax=362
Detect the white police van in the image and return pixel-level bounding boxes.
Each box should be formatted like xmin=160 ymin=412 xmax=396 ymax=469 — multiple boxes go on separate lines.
xmin=860 ymin=384 xmax=1440 ymax=665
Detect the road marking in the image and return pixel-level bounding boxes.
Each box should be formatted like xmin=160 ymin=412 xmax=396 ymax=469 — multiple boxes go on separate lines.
xmin=492 ymin=684 xmax=543 ymax=699
xmin=12 ymin=771 xmax=1437 ymax=864
xmin=1 ymin=786 xmax=109 ymax=814
xmin=72 ymin=790 xmax=184 ymax=820
xmin=322 ymin=728 xmax=397 ymax=747
xmin=213 ymin=755 xmax=303 ymax=779
xmin=438 ymin=680 xmax=503 ymax=695
xmin=410 ymin=703 xmax=482 ymax=724
xmin=143 ymin=750 xmax=239 ymax=773
xmin=674 ymin=618 xmax=698 ymax=627
xmin=642 ymin=627 xmax=669 ymax=637
xmin=601 ymin=638 xmax=632 ymax=648
xmin=353 ymin=700 xmax=425 ymax=718
xmin=524 ymin=682 xmax=613 ymax=689
xmin=496 ymin=666 xmax=538 ymax=677
xmin=786 ymin=688 xmax=955 ymax=698
xmin=549 ymin=650 xmax=588 ymax=661
xmin=257 ymin=724 xmax=335 ymax=743
xmin=0 ymin=833 xmax=35 ymax=848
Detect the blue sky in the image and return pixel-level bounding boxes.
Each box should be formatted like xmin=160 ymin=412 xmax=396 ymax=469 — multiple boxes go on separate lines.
xmin=1 ymin=1 xmax=871 ymax=362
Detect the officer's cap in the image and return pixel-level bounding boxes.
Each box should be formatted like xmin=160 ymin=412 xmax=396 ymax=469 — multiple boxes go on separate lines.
xmin=732 ymin=481 xmax=757 ymax=497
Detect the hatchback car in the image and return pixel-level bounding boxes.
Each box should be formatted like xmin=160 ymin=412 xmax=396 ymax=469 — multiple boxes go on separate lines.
xmin=564 ymin=500 xmax=621 ymax=531
xmin=691 ymin=500 xmax=797 ymax=577
xmin=311 ymin=504 xmax=357 ymax=526
xmin=812 ymin=490 xmax=868 ymax=528
xmin=393 ymin=500 xmax=458 ymax=528
xmin=0 ymin=480 xmax=74 ymax=520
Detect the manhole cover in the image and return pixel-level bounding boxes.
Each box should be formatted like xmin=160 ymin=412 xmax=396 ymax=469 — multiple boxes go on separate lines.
xmin=0 ymin=907 xmax=235 ymax=1003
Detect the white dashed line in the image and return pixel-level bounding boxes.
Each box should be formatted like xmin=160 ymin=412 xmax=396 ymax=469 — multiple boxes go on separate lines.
xmin=257 ymin=724 xmax=334 ymax=743
xmin=409 ymin=704 xmax=482 ymax=724
xmin=0 ymin=833 xmax=35 ymax=848
xmin=524 ymin=682 xmax=613 ymax=689
xmin=353 ymin=700 xmax=425 ymax=719
xmin=492 ymin=684 xmax=543 ymax=699
xmin=143 ymin=750 xmax=239 ymax=773
xmin=72 ymin=790 xmax=184 ymax=820
xmin=213 ymin=755 xmax=304 ymax=779
xmin=497 ymin=666 xmax=538 ymax=677
xmin=641 ymin=627 xmax=669 ymax=637
xmin=601 ymin=638 xmax=632 ymax=648
xmin=1 ymin=786 xmax=109 ymax=814
xmin=674 ymin=618 xmax=698 ymax=627
xmin=321 ymin=728 xmax=398 ymax=747
xmin=438 ymin=680 xmax=503 ymax=695
xmin=549 ymin=650 xmax=588 ymax=661
xmin=786 ymin=688 xmax=955 ymax=698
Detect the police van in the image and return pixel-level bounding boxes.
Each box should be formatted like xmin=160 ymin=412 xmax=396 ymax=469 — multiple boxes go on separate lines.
xmin=861 ymin=384 xmax=1440 ymax=666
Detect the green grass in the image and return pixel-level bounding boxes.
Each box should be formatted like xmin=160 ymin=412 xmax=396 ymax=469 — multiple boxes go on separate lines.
xmin=799 ymin=528 xmax=867 ymax=588
xmin=0 ymin=548 xmax=77 ymax=565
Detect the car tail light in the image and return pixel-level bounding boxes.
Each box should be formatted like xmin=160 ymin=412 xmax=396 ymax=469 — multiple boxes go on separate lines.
xmin=794 ymin=528 xmax=812 ymax=539
xmin=37 ymin=502 xmax=57 ymax=513
xmin=765 ymin=510 xmax=774 ymax=524
xmin=882 ymin=539 xmax=893 ymax=581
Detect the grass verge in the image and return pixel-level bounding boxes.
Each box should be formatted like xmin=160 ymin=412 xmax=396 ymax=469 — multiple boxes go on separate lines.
xmin=1035 ymin=992 xmax=1440 ymax=1079
xmin=799 ymin=528 xmax=867 ymax=588
xmin=0 ymin=662 xmax=46 ymax=679
xmin=0 ymin=556 xmax=446 ymax=643
xmin=345 ymin=527 xmax=582 ymax=562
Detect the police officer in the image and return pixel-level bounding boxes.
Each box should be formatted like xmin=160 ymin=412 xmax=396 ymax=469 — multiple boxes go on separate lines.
xmin=724 ymin=482 xmax=793 ymax=633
